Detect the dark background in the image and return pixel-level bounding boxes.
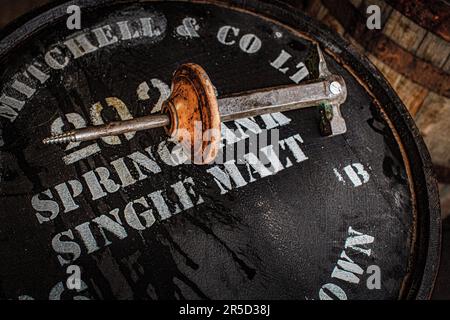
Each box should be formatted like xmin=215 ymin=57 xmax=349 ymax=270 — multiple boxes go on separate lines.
xmin=0 ymin=0 xmax=448 ymax=300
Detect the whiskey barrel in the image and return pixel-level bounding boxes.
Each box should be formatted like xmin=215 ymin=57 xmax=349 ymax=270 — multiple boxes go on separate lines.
xmin=299 ymin=0 xmax=450 ymax=186
xmin=0 ymin=0 xmax=440 ymax=300
xmin=0 ymin=0 xmax=50 ymax=29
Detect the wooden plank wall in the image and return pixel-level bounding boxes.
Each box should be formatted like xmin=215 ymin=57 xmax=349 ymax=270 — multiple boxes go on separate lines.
xmin=300 ymin=0 xmax=450 ymax=218
xmin=0 ymin=0 xmax=51 ymax=29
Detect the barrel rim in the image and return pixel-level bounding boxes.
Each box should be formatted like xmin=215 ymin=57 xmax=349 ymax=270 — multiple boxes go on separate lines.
xmin=0 ymin=0 xmax=442 ymax=300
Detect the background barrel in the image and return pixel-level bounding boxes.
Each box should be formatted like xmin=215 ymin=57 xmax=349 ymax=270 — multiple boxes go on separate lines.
xmin=293 ymin=0 xmax=450 ymax=217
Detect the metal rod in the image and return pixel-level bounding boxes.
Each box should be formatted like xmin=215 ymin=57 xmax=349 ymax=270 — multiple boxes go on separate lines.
xmin=43 ymin=114 xmax=170 ymax=144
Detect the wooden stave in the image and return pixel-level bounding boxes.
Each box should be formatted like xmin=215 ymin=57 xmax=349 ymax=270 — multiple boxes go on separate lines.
xmin=296 ymin=0 xmax=450 ymax=185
